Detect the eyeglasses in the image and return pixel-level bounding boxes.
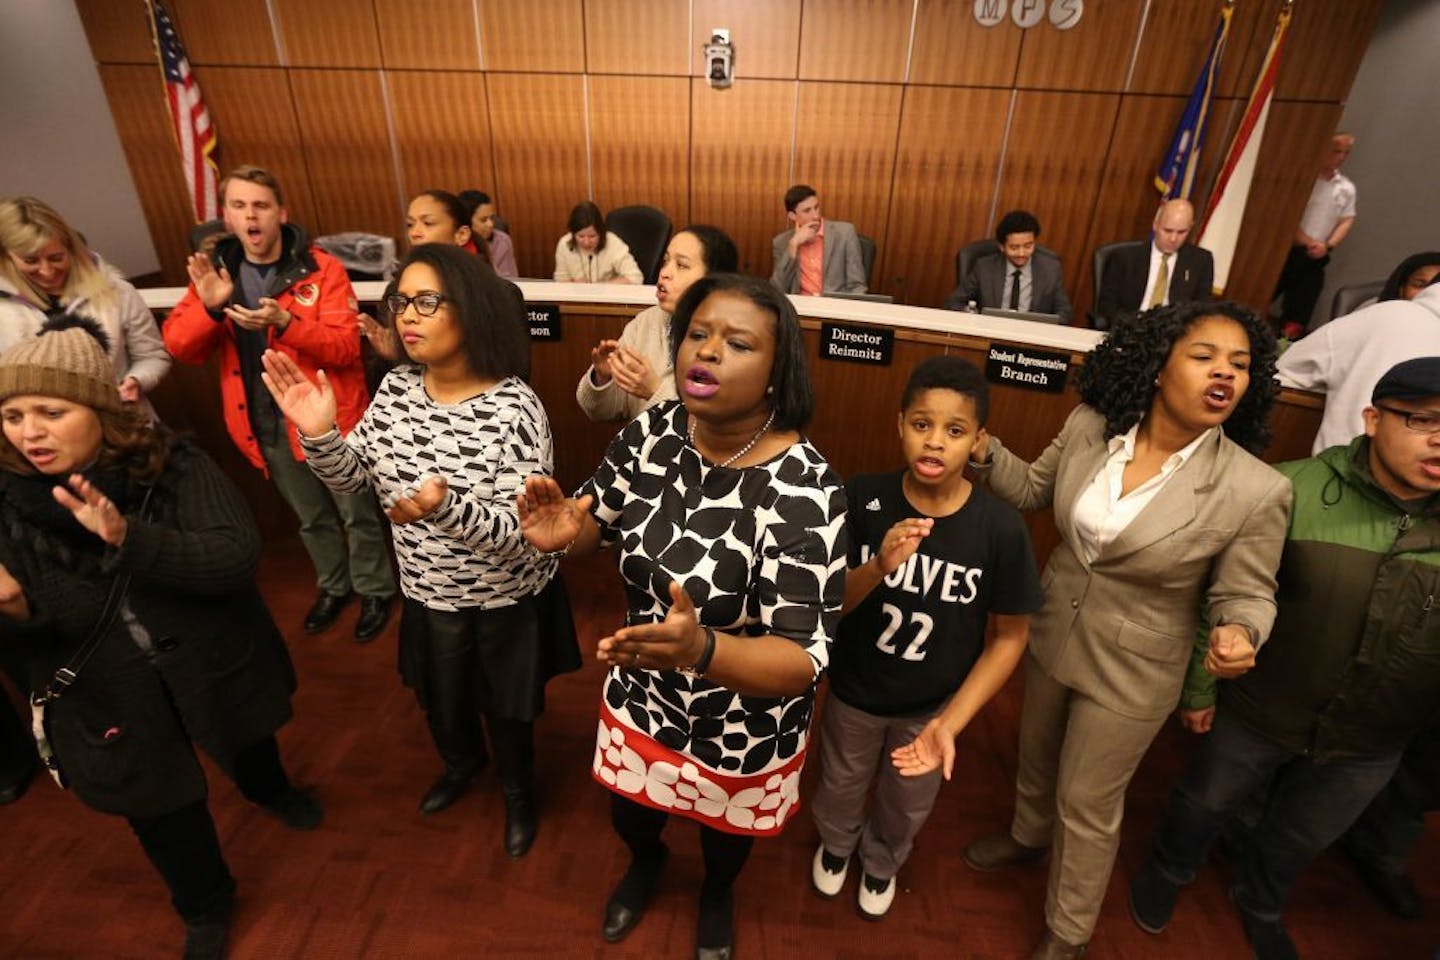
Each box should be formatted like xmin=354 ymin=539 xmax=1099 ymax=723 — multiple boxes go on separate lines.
xmin=1375 ymin=404 xmax=1440 ymax=434
xmin=385 ymin=293 xmax=448 ymax=317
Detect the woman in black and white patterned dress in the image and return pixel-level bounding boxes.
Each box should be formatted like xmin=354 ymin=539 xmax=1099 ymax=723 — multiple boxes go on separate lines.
xmin=519 ymin=274 xmax=847 ymax=960
xmin=261 ymin=244 xmax=577 ymax=858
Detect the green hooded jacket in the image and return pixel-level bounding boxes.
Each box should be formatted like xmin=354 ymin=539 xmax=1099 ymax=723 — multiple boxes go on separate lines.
xmin=1182 ymin=437 xmax=1440 ymax=761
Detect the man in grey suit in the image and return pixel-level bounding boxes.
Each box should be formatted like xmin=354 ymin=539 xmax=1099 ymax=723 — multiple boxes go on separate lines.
xmin=770 ymin=184 xmax=868 ymax=295
xmin=945 ymin=210 xmax=1073 ymax=322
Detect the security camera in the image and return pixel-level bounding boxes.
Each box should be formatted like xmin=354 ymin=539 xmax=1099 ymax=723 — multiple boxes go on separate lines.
xmin=705 ymin=29 xmax=733 ymax=88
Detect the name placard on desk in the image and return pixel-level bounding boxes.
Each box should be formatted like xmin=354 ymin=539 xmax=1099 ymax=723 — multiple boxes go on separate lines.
xmin=820 ymin=322 xmax=893 ymax=366
xmin=527 ymin=304 xmax=561 ymax=340
xmin=985 ymin=344 xmax=1070 ymax=392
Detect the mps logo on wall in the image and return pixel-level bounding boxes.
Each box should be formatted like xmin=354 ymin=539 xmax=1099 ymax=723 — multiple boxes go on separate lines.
xmin=974 ymin=0 xmax=1083 ymax=31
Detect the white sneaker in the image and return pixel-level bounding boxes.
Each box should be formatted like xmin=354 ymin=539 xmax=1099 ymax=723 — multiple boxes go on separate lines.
xmin=857 ymin=872 xmax=896 ymax=919
xmin=811 ymin=845 xmax=848 ymax=899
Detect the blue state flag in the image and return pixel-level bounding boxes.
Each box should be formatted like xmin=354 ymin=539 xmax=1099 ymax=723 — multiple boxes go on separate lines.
xmin=1155 ymin=2 xmax=1234 ymax=201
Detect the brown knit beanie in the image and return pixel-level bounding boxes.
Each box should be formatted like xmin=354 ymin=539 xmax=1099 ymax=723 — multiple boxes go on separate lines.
xmin=0 ymin=316 xmax=122 ymax=412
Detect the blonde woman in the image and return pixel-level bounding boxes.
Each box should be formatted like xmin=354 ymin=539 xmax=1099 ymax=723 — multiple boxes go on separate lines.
xmin=0 ymin=196 xmax=171 ymax=406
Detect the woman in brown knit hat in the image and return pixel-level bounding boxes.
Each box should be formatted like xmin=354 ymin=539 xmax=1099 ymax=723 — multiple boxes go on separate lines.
xmin=0 ymin=317 xmax=312 ymax=960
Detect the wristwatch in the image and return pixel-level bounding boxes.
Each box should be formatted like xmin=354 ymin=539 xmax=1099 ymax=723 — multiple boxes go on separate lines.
xmin=677 ymin=625 xmax=717 ymax=678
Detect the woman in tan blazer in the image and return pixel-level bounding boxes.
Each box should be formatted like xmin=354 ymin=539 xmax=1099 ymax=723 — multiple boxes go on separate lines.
xmin=954 ymin=301 xmax=1291 ymax=960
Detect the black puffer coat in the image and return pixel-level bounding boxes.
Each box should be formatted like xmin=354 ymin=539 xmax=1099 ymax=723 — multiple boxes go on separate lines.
xmin=0 ymin=439 xmax=296 ymax=817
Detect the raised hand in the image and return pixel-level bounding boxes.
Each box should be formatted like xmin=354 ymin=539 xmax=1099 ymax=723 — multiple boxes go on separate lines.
xmin=186 ymin=252 xmax=233 ymax=310
xmin=877 ymin=518 xmax=933 ymax=575
xmin=610 ymin=345 xmax=659 ymax=400
xmin=387 ymin=476 xmax=448 ymax=524
xmin=597 ymin=579 xmax=707 ymax=672
xmin=590 ymin=339 xmax=620 ymax=384
xmin=516 ymin=476 xmax=592 ymax=553
xmin=892 ymin=715 xmax=955 ymax=779
xmin=359 ymin=312 xmax=400 ymax=362
xmin=1204 ymin=623 xmax=1256 ymax=679
xmin=788 ymin=220 xmax=821 ymax=256
xmin=0 ymin=563 xmax=30 ymax=622
xmin=260 ymin=349 xmax=337 ymax=438
xmin=52 ymin=474 xmax=129 ymax=546
xmin=118 ymin=377 xmax=143 ymax=404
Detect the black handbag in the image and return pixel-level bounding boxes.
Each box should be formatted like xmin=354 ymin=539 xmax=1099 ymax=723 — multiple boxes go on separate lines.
xmin=27 ymin=486 xmax=153 ymax=788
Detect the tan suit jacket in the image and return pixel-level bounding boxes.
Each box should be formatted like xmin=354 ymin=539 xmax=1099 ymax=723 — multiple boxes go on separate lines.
xmin=979 ymin=405 xmax=1291 ymax=721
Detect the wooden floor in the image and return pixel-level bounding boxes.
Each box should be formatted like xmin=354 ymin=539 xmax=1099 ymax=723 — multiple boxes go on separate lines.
xmin=1 ymin=542 xmax=1437 ymax=960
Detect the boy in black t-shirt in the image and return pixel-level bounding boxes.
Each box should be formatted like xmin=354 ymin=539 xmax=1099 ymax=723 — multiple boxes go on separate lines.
xmin=811 ymin=356 xmax=1044 ymax=919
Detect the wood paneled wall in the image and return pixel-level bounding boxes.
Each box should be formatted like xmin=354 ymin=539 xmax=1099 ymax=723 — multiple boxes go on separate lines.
xmin=78 ymin=0 xmax=1381 ymax=320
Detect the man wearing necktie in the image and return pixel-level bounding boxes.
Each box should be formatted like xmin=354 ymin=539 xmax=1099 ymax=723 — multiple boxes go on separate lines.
xmin=1094 ymin=199 xmax=1215 ymax=330
xmin=947 ymin=209 xmax=1073 ymax=322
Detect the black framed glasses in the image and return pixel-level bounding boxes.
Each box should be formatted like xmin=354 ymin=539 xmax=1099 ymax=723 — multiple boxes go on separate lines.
xmin=385 ymin=292 xmax=448 ymax=317
xmin=1375 ymin=404 xmax=1440 ymax=435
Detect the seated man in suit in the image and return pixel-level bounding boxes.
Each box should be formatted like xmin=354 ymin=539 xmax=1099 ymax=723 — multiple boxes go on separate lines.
xmin=771 ymin=184 xmax=868 ymax=295
xmin=945 ymin=210 xmax=1072 ymax=322
xmin=1094 ymin=199 xmax=1214 ymax=329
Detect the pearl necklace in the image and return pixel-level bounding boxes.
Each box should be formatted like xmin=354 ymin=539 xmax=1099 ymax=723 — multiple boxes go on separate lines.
xmin=689 ymin=410 xmax=776 ymax=468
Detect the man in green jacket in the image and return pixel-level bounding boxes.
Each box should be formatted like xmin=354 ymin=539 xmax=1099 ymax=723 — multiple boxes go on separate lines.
xmin=1126 ymin=356 xmax=1440 ymax=960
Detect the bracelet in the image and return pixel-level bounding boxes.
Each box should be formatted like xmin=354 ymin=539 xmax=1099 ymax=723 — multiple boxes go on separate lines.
xmin=538 ymin=537 xmax=575 ymax=562
xmin=677 ymin=625 xmax=717 ymax=678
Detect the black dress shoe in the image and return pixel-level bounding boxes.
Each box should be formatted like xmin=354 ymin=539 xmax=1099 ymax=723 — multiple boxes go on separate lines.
xmin=182 ymin=906 xmax=232 ymax=960
xmin=602 ymin=845 xmax=669 ymax=942
xmin=303 ymin=591 xmax=352 ymax=634
xmin=0 ymin=763 xmax=35 ymax=805
xmin=419 ymin=768 xmax=479 ymax=815
xmin=261 ymin=787 xmax=324 ymax=831
xmin=502 ymin=783 xmax=537 ymax=858
xmin=354 ymin=595 xmax=394 ymax=643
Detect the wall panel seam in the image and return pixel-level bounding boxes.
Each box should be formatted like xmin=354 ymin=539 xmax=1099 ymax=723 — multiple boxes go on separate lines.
xmin=264 ymin=0 xmax=288 ymax=66
xmin=378 ymin=69 xmax=407 ymax=222
xmin=987 ymin=89 xmax=1018 ymax=233
xmin=1124 ymin=0 xmax=1153 ymax=94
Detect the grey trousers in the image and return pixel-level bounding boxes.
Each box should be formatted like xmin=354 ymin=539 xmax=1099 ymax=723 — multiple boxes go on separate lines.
xmin=811 ymin=693 xmax=943 ymax=880
xmin=256 ymin=405 xmax=395 ymax=599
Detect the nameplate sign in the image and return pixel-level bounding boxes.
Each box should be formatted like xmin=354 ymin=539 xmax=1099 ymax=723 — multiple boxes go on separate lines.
xmin=527 ymin=304 xmax=561 ymax=340
xmin=985 ymin=344 xmax=1070 ymax=392
xmin=820 ymin=322 xmax=893 ymax=366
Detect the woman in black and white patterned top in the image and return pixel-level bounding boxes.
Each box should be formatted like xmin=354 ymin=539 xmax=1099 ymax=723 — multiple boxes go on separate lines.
xmin=519 ymin=274 xmax=847 ymax=959
xmin=261 ymin=244 xmax=577 ymax=859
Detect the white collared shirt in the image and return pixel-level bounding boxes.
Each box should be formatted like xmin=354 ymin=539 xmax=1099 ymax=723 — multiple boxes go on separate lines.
xmin=1141 ymin=243 xmax=1173 ymax=309
xmin=1070 ymin=423 xmax=1215 ymax=564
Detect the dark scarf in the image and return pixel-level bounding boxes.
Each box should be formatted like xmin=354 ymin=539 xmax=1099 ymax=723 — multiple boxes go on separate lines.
xmin=0 ymin=465 xmax=149 ymax=575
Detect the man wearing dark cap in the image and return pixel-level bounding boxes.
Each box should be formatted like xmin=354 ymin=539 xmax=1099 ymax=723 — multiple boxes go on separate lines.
xmin=1126 ymin=356 xmax=1440 ymax=960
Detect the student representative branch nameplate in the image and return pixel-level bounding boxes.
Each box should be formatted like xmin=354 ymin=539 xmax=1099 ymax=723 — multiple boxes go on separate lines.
xmin=820 ymin=322 xmax=893 ymax=366
xmin=985 ymin=344 xmax=1070 ymax=393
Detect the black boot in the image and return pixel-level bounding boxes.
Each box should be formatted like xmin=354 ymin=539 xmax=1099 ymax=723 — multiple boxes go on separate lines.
xmin=489 ymin=715 xmax=537 ymax=857
xmin=419 ymin=760 xmax=484 ymax=815
xmin=502 ymin=781 xmax=537 ymax=858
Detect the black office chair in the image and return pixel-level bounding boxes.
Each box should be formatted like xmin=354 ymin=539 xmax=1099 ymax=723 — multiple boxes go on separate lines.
xmin=605 ymin=205 xmax=673 ymax=285
xmin=189 ymin=218 xmax=228 ymax=254
xmin=857 ymin=234 xmax=877 ymax=286
xmin=1329 ymin=280 xmax=1384 ymax=320
xmin=955 ymin=239 xmax=999 ymax=288
xmin=492 ymin=214 xmax=511 ymax=236
xmin=1090 ymin=240 xmax=1147 ymax=329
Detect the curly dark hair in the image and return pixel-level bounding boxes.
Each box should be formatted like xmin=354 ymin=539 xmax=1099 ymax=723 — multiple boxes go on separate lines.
xmin=1076 ymin=299 xmax=1279 ymax=454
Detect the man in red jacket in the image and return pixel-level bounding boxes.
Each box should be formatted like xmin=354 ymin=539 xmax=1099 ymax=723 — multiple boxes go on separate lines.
xmin=165 ymin=165 xmax=395 ymax=641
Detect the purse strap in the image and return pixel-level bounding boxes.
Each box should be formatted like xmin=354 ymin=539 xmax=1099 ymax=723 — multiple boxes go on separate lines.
xmin=33 ymin=485 xmax=155 ymax=706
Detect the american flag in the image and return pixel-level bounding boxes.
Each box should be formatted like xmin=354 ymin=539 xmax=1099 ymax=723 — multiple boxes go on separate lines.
xmin=148 ymin=0 xmax=218 ymax=222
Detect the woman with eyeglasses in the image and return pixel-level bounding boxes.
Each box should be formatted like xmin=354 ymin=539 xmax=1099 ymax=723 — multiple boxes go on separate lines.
xmin=261 ymin=243 xmax=576 ymax=858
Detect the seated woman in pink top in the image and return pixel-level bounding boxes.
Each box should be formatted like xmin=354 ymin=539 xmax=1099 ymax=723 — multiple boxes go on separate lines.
xmin=460 ymin=190 xmax=519 ymax=280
